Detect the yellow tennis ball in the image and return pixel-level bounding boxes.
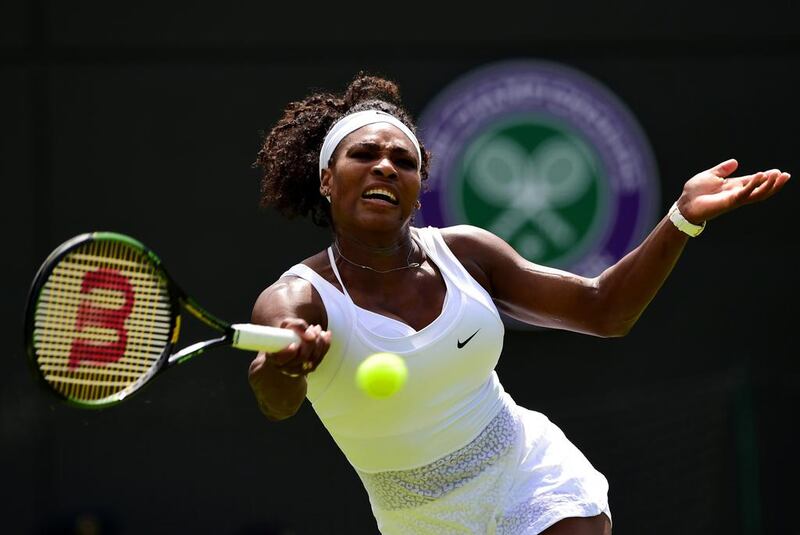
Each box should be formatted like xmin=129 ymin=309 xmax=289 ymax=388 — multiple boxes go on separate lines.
xmin=355 ymin=352 xmax=408 ymax=399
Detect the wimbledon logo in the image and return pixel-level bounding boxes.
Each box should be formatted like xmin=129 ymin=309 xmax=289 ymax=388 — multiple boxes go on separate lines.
xmin=418 ymin=60 xmax=659 ymax=278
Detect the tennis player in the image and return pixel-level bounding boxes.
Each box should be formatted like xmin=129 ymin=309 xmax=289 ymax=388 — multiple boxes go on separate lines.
xmin=247 ymin=73 xmax=789 ymax=534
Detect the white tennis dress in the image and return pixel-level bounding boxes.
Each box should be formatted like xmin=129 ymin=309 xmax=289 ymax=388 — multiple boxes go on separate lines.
xmin=281 ymin=226 xmax=611 ymax=534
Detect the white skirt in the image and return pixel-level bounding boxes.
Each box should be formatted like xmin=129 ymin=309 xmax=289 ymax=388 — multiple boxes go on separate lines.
xmin=357 ymin=404 xmax=611 ymax=534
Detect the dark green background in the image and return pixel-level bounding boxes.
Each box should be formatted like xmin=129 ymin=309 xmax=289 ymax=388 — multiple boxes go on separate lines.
xmin=2 ymin=2 xmax=798 ymax=534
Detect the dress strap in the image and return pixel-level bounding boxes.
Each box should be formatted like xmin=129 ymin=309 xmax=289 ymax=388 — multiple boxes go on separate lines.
xmin=327 ymin=246 xmax=353 ymax=300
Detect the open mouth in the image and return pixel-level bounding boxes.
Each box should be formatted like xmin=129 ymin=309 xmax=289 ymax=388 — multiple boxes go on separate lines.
xmin=362 ymin=187 xmax=399 ymax=205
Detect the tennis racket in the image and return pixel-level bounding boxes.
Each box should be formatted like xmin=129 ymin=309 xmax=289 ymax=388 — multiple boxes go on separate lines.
xmin=24 ymin=231 xmax=299 ymax=409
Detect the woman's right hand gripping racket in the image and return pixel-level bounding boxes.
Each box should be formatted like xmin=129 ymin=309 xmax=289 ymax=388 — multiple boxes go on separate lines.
xmin=24 ymin=232 xmax=299 ymax=409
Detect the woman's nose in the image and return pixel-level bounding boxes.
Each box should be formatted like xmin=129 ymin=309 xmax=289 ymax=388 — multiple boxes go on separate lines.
xmin=372 ymin=158 xmax=398 ymax=178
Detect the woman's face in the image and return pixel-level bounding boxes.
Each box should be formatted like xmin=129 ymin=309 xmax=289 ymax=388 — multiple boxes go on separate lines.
xmin=322 ymin=123 xmax=421 ymax=234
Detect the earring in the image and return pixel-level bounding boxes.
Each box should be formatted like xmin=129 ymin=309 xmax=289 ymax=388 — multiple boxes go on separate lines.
xmin=321 ymin=188 xmax=331 ymax=203
xmin=414 ymin=200 xmax=422 ymax=209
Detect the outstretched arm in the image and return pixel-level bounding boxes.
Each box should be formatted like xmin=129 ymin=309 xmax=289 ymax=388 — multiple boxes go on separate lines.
xmin=593 ymin=159 xmax=788 ymax=335
xmin=446 ymin=160 xmax=789 ymax=337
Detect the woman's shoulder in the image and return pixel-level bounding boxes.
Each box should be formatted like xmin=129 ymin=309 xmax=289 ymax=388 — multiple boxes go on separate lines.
xmin=252 ymin=249 xmax=331 ymax=327
xmin=420 ymin=225 xmax=495 ymax=291
xmin=299 ymin=249 xmax=331 ymax=273
xmin=270 ymin=249 xmax=338 ymax=291
xmin=255 ymin=247 xmax=330 ymax=295
xmin=297 ymin=249 xmax=343 ymax=290
xmin=428 ymin=225 xmax=498 ymax=254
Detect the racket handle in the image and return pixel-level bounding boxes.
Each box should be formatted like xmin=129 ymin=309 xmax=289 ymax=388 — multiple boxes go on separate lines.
xmin=230 ymin=324 xmax=300 ymax=352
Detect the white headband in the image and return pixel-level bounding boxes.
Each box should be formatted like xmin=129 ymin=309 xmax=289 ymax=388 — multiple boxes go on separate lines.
xmin=318 ymin=109 xmax=422 ymax=179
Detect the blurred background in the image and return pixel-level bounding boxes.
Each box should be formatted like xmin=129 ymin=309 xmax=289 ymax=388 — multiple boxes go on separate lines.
xmin=2 ymin=2 xmax=798 ymax=534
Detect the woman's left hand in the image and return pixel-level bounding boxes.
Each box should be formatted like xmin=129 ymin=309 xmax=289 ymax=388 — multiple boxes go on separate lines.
xmin=677 ymin=159 xmax=790 ymax=224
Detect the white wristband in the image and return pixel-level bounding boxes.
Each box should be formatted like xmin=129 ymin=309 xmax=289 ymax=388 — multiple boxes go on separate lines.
xmin=668 ymin=202 xmax=706 ymax=237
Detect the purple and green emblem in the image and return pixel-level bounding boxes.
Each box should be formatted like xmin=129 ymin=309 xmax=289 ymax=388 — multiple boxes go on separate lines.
xmin=418 ymin=60 xmax=660 ymax=277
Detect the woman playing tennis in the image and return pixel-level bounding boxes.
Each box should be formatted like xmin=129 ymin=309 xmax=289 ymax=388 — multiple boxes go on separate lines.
xmin=247 ymin=73 xmax=789 ymax=534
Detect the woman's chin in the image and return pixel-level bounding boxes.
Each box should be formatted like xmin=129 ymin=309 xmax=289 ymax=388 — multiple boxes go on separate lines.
xmin=354 ymin=210 xmax=409 ymax=232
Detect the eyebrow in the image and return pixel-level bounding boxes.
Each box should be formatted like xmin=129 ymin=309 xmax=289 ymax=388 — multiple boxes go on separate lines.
xmin=347 ymin=141 xmax=416 ymax=158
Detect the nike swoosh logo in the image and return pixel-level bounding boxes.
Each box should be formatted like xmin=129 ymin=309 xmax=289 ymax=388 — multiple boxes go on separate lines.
xmin=457 ymin=329 xmax=480 ymax=349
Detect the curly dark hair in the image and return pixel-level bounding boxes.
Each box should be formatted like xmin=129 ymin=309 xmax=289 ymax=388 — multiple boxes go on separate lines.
xmin=254 ymin=72 xmax=431 ymax=227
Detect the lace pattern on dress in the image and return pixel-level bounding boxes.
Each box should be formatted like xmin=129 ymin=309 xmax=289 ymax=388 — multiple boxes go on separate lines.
xmin=357 ymin=406 xmax=516 ymax=510
xmin=496 ymin=494 xmax=606 ymax=535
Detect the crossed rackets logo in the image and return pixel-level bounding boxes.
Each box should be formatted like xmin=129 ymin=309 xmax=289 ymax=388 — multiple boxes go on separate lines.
xmin=418 ymin=60 xmax=659 ymax=297
xmin=452 ymin=123 xmax=603 ymax=266
xmin=468 ymin=135 xmax=591 ymax=251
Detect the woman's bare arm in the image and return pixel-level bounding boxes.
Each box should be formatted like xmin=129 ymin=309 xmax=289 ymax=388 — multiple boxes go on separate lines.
xmin=445 ymin=160 xmax=789 ymax=337
xmin=248 ymin=277 xmax=331 ymax=421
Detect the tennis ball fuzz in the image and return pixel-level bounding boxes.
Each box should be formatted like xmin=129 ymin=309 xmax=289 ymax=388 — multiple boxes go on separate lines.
xmin=356 ymin=352 xmax=408 ymax=399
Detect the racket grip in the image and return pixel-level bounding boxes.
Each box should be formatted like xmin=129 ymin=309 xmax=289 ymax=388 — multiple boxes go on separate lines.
xmin=230 ymin=324 xmax=300 ymax=352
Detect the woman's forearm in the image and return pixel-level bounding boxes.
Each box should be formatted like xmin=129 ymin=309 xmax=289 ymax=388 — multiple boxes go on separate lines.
xmin=595 ymin=214 xmax=689 ymax=336
xmin=595 ymin=163 xmax=789 ymax=336
xmin=248 ymin=355 xmax=308 ymax=421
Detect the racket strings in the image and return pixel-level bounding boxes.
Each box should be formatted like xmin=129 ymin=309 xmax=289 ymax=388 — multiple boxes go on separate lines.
xmin=33 ymin=239 xmax=173 ymax=403
xmin=63 ymin=241 xmax=161 ymax=400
